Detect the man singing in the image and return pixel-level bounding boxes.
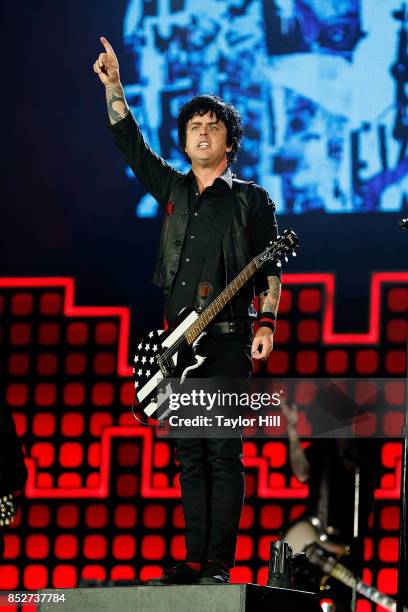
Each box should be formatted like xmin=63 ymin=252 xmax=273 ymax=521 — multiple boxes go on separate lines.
xmin=93 ymin=36 xmax=281 ymax=585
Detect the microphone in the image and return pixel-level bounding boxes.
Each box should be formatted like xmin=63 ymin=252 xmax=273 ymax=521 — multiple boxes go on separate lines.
xmin=399 ymin=218 xmax=408 ymax=229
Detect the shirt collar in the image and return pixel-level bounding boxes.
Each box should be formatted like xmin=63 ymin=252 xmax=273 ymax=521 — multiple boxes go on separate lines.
xmin=187 ymin=166 xmax=233 ymax=190
xmin=219 ymin=167 xmax=233 ymax=189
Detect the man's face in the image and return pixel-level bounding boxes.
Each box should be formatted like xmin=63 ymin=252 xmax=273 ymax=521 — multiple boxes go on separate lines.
xmin=184 ymin=110 xmax=232 ymax=168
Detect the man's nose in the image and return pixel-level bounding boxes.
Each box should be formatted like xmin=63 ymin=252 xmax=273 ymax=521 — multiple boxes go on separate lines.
xmin=200 ymin=126 xmax=208 ymax=135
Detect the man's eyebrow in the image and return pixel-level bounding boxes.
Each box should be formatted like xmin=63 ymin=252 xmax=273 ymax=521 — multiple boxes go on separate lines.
xmin=189 ymin=119 xmax=220 ymax=125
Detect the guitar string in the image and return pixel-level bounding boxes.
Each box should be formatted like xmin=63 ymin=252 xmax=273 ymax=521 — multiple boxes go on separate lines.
xmin=159 ymin=257 xmax=259 ymax=362
xmin=157 ymin=239 xmax=291 ymax=364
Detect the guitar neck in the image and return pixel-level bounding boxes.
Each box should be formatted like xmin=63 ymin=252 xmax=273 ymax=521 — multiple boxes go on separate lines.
xmin=185 ymin=258 xmax=258 ymax=345
xmin=331 ymin=562 xmax=403 ymax=611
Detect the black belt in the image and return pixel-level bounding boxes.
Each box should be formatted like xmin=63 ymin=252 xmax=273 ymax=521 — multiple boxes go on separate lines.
xmin=207 ymin=320 xmax=253 ymax=336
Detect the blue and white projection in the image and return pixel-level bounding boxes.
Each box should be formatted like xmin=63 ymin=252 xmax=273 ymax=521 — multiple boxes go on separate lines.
xmin=123 ymin=0 xmax=408 ymax=216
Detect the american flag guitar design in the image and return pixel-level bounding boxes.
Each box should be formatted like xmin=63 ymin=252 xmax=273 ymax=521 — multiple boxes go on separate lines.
xmin=132 ymin=229 xmax=298 ymax=420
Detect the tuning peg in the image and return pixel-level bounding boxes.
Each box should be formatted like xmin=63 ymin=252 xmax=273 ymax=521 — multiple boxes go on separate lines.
xmin=292 ymin=251 xmax=296 ymax=257
xmin=284 ymin=256 xmax=288 ymax=262
xmin=269 ymin=240 xmax=273 ymax=244
xmin=276 ymin=261 xmax=282 ymax=267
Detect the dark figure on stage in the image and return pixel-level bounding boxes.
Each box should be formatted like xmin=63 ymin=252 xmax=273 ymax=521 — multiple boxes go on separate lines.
xmin=282 ymin=401 xmax=379 ymax=612
xmin=0 ymin=406 xmax=27 ymax=558
xmin=93 ymin=37 xmax=281 ymax=584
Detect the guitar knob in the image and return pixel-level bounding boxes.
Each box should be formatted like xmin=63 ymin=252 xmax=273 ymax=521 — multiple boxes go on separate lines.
xmin=277 ymin=261 xmax=282 ymax=267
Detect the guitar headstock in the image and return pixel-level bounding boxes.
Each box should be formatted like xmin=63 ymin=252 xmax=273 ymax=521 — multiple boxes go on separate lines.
xmin=256 ymin=229 xmax=298 ymax=269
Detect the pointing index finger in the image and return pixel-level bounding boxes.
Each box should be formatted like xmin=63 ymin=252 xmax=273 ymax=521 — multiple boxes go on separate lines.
xmin=100 ymin=36 xmax=116 ymax=57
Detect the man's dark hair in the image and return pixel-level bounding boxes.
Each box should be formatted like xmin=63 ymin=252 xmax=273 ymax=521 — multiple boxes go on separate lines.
xmin=177 ymin=94 xmax=244 ymax=165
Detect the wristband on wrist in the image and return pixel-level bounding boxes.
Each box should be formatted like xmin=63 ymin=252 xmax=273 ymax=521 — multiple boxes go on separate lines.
xmin=257 ymin=311 xmax=277 ymax=333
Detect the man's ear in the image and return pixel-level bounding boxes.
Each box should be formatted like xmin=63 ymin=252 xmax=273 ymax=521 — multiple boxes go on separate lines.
xmin=226 ymin=146 xmax=232 ymax=153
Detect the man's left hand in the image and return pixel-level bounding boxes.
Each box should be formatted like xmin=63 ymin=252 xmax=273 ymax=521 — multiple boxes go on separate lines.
xmin=251 ymin=326 xmax=274 ymax=361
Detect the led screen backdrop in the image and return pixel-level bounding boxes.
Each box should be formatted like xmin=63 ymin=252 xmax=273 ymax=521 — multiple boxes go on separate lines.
xmin=3 ymin=0 xmax=407 ymax=336
xmin=0 ymin=274 xmax=406 ymax=600
xmin=121 ymin=0 xmax=408 ymax=217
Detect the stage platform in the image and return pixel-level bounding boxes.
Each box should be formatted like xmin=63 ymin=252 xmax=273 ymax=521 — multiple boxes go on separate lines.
xmin=38 ymin=583 xmax=321 ymax=611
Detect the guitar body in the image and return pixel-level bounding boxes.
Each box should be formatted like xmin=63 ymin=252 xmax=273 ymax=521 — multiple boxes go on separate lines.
xmin=133 ymin=307 xmax=206 ymax=419
xmin=283 ymin=516 xmax=348 ymax=556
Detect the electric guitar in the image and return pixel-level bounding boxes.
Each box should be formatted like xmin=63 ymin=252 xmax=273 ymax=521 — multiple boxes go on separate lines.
xmin=304 ymin=542 xmax=407 ymax=612
xmin=133 ymin=229 xmax=298 ymax=419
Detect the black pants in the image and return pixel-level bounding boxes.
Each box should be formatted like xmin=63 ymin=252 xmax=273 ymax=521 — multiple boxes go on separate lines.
xmin=174 ymin=332 xmax=252 ymax=566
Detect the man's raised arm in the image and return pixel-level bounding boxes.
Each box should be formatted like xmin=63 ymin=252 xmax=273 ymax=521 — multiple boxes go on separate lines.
xmin=93 ymin=37 xmax=181 ymax=206
xmin=93 ymin=36 xmax=129 ymax=125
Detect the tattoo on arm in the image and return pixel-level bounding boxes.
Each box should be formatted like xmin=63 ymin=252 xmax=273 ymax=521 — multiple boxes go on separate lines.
xmin=106 ymin=84 xmax=129 ymax=125
xmin=259 ymin=276 xmax=281 ymax=316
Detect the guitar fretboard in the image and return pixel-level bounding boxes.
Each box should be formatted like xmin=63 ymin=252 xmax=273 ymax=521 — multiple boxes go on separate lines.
xmin=185 ymin=259 xmax=258 ymax=345
xmin=331 ymin=562 xmax=402 ymax=611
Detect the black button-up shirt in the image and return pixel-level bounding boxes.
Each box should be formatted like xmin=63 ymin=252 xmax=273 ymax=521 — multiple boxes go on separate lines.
xmin=110 ymin=113 xmax=280 ymax=326
xmin=166 ymin=169 xmax=232 ymax=324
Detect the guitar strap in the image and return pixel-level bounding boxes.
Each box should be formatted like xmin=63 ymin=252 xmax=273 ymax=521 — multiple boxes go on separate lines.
xmin=194 ymin=186 xmax=238 ymax=313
